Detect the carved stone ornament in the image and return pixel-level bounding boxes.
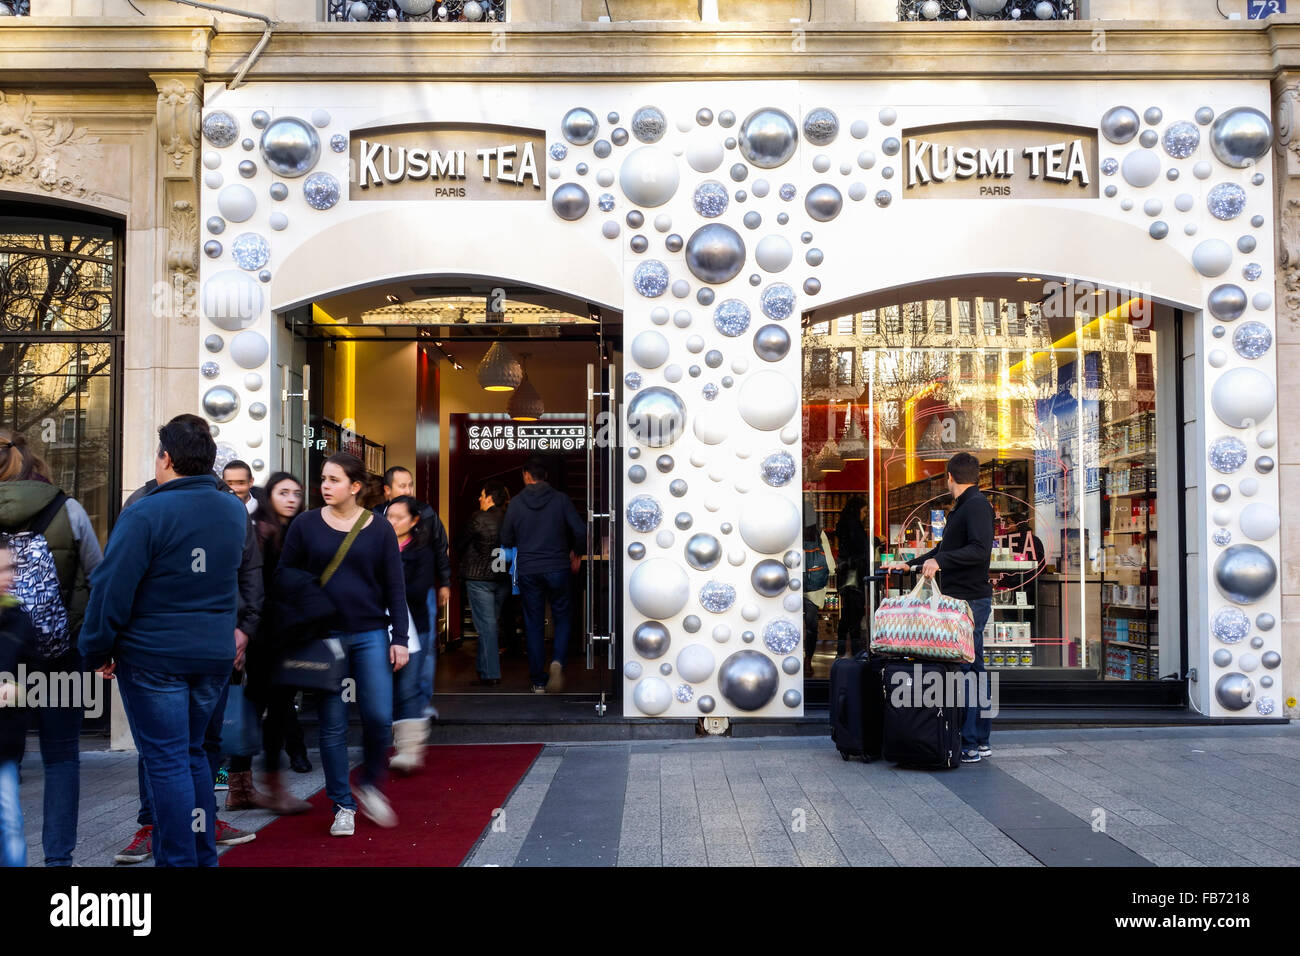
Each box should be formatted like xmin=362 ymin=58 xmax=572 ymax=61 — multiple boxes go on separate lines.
xmin=1276 ymin=85 xmax=1300 ymax=328
xmin=155 ymin=77 xmax=201 ymax=178
xmin=168 ymin=193 xmax=200 ymax=325
xmin=0 ymin=91 xmax=105 ymax=202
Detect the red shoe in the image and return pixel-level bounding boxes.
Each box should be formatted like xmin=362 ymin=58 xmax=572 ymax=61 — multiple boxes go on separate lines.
xmin=114 ymin=825 xmax=153 ymax=864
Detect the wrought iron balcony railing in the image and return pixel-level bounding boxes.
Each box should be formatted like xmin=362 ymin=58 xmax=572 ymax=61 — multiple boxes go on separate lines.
xmin=326 ymin=0 xmax=506 ymax=21
xmin=898 ymin=0 xmax=1076 ymax=20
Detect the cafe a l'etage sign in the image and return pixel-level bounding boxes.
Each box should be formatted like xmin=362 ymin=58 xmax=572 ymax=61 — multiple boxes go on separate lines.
xmin=902 ymin=122 xmax=1099 ymax=199
xmin=349 ymin=123 xmax=546 ymax=200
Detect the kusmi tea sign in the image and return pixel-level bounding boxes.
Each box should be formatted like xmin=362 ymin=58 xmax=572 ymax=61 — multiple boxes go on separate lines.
xmin=349 ymin=123 xmax=546 ymax=200
xmin=902 ymin=122 xmax=1099 ymax=199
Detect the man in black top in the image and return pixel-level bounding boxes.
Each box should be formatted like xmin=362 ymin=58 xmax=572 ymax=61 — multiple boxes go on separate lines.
xmin=886 ymin=452 xmax=994 ymax=763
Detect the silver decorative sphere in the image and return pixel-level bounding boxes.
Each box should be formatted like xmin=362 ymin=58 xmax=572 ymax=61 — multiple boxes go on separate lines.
xmin=628 ymin=542 xmax=646 ymax=559
xmin=248 ymin=402 xmax=267 ymax=421
xmin=804 ymin=278 xmax=822 ymax=295
xmin=201 ymin=361 xmax=220 ymax=379
xmin=204 ymin=334 xmax=224 ymax=353
xmin=632 ymin=621 xmax=672 ymax=659
xmin=717 ymin=650 xmax=780 ymax=711
xmin=783 ymin=689 xmax=802 ymax=709
xmin=1100 ymin=105 xmax=1140 ymax=145
xmin=1214 ymin=672 xmax=1255 ymax=711
xmin=1213 ymin=544 xmax=1277 ymax=604
xmin=669 ymin=478 xmax=688 ymax=497
xmin=684 ymin=223 xmax=746 ymax=285
xmin=206 ymin=217 xmax=226 ymax=235
xmin=682 ymin=616 xmax=701 ymax=634
xmin=1257 ymin=612 xmax=1275 ymax=631
xmin=655 ymin=454 xmax=675 ymax=473
xmin=741 ymin=630 xmax=755 ymax=643
xmin=204 ymin=240 xmax=223 ymax=258
xmin=697 ymin=695 xmax=716 ymax=714
xmin=1211 ymin=484 xmax=1231 ymax=503
xmin=674 ymin=512 xmax=693 ymax=531
xmin=753 ymin=324 xmax=791 ymax=362
xmin=875 ymin=190 xmax=892 ymax=207
xmin=1196 ymin=106 xmax=1215 ymax=125
xmin=260 ymin=117 xmax=320 ymax=179
xmin=624 ymin=661 xmax=642 ymax=680
xmin=552 ymin=182 xmax=590 ymax=221
xmin=1255 ymin=455 xmax=1274 ymax=474
xmin=1213 ymin=649 xmax=1233 ymax=667
xmin=629 ymin=235 xmax=649 ymax=254
xmin=1207 ymin=284 xmax=1247 ymax=322
xmin=751 ymin=559 xmax=790 ymax=597
xmin=202 ymin=385 xmax=240 ymax=423
xmin=1209 ymin=107 xmax=1273 ymax=169
xmin=238 ymin=160 xmax=257 ymax=179
xmin=782 ymin=656 xmax=801 ymax=675
xmin=804 ymin=183 xmax=843 ymax=222
xmin=1139 ymin=129 xmax=1159 ymax=149
xmin=738 ymin=108 xmax=798 ymax=169
xmin=628 ymin=465 xmax=646 ymax=483
xmin=1149 ymin=222 xmax=1168 ymax=240
xmin=1261 ymin=651 xmax=1281 ymax=669
xmin=561 ymin=107 xmax=599 ymax=145
xmin=626 ymin=386 xmax=686 ymax=448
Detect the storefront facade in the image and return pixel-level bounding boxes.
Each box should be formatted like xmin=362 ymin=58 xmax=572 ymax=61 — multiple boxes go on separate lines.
xmin=2 ymin=4 xmax=1298 ymax=733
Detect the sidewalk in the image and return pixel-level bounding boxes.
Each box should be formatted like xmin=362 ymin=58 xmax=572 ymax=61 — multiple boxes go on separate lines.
xmin=18 ymin=723 xmax=1300 ymax=866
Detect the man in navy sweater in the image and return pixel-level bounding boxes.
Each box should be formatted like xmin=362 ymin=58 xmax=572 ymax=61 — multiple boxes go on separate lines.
xmin=499 ymin=458 xmax=585 ymax=694
xmin=80 ymin=415 xmax=247 ymax=866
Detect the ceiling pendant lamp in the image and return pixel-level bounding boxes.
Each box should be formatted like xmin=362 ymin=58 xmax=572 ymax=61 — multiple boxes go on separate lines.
xmin=817 ymin=439 xmax=844 ymax=473
xmin=838 ymin=408 xmax=868 ymax=461
xmin=477 ymin=341 xmax=522 ymax=391
xmin=508 ymin=353 xmax=545 ymax=421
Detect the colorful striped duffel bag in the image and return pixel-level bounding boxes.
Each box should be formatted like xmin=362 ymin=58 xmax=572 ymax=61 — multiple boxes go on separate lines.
xmin=870 ymin=576 xmax=975 ymax=664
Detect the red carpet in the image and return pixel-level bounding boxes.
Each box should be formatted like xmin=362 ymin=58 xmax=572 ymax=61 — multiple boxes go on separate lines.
xmin=220 ymin=743 xmax=542 ymax=867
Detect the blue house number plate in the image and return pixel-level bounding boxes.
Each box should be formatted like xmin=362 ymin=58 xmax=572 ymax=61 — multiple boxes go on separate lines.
xmin=1248 ymin=0 xmax=1285 ymax=18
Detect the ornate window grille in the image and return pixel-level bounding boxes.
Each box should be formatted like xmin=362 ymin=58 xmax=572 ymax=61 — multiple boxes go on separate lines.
xmin=898 ymin=0 xmax=1076 ymax=20
xmin=326 ymin=0 xmax=506 ymax=22
xmin=0 ymin=0 xmax=30 ymax=14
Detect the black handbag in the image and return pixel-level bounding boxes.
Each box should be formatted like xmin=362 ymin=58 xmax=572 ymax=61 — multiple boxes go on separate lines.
xmin=271 ymin=511 xmax=368 ymax=694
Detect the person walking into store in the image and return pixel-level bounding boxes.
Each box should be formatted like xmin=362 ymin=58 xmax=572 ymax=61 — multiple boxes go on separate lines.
xmin=801 ymin=501 xmax=836 ymax=675
xmin=833 ymin=495 xmax=870 ymax=658
xmin=499 ymin=459 xmax=584 ymax=694
xmin=0 ymin=428 xmax=103 ymax=868
xmin=375 ymin=466 xmax=450 ymax=710
xmin=886 ymin=451 xmax=995 ymax=764
xmin=247 ymin=473 xmax=312 ymax=781
xmin=0 ymin=536 xmax=37 ymax=868
xmin=460 ymin=481 xmax=510 ymax=686
xmin=279 ymin=452 xmax=407 ymax=836
xmin=384 ymin=494 xmax=434 ymax=774
xmin=80 ymin=414 xmax=247 ymax=867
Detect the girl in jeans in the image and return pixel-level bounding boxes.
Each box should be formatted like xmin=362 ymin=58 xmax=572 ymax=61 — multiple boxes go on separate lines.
xmin=384 ymin=495 xmax=434 ymax=774
xmin=279 ymin=453 xmax=408 ymax=837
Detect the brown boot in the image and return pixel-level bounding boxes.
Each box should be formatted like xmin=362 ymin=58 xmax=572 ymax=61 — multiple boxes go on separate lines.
xmin=224 ymin=770 xmax=264 ymax=811
xmin=255 ymin=772 xmax=312 ymax=815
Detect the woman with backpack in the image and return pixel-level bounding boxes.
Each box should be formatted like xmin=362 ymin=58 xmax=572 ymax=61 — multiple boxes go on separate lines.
xmin=0 ymin=428 xmax=103 ymax=867
xmin=834 ymin=495 xmax=870 ymax=658
xmin=801 ymin=502 xmax=836 ymax=675
xmin=277 ymin=452 xmax=408 ymax=836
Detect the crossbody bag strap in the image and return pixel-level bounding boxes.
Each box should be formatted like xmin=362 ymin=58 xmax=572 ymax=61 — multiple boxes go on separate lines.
xmin=319 ymin=510 xmax=369 ymax=587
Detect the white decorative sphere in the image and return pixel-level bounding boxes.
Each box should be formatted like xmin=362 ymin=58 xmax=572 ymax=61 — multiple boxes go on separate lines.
xmin=202 ymin=270 xmax=264 ymax=331
xmin=217 ymin=184 xmax=258 ymax=223
xmin=230 ymin=330 xmax=269 ymax=369
xmin=739 ymin=493 xmax=801 ymax=553
xmin=1211 ymin=367 xmax=1275 ymax=428
xmin=676 ymin=644 xmax=716 ymax=682
xmin=1240 ymin=503 xmax=1280 ymax=541
xmin=633 ymin=677 xmax=673 ymax=715
xmin=738 ymin=370 xmax=798 ymax=430
xmin=755 ymin=234 xmax=794 ymax=273
xmin=620 ymin=147 xmax=681 ymax=208
xmin=685 ymin=132 xmax=725 ymax=173
xmin=628 ymin=559 xmax=690 ymax=619
xmin=693 ymin=408 xmax=730 ymax=445
xmin=630 ymin=330 xmax=670 ymax=369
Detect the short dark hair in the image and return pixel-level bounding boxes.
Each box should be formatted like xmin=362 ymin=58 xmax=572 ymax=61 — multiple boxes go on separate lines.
xmin=946 ymin=452 xmax=980 ymax=486
xmin=384 ymin=466 xmax=412 ymax=489
xmin=158 ymin=414 xmax=216 ymax=477
xmin=522 ymin=458 xmax=547 ymax=482
xmin=222 ymin=459 xmax=253 ymax=482
xmin=386 ymin=494 xmax=430 ymax=547
xmin=325 ymin=452 xmax=367 ymax=487
xmin=483 ymin=480 xmax=509 ymax=507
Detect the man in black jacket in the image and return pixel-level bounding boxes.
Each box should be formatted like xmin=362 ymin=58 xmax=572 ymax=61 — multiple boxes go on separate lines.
xmin=499 ymin=459 xmax=584 ymax=694
xmin=887 ymin=451 xmax=994 ymax=763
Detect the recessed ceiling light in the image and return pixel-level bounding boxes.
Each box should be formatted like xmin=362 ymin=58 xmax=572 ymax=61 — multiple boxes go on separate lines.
xmin=385 ymin=294 xmax=400 ymax=304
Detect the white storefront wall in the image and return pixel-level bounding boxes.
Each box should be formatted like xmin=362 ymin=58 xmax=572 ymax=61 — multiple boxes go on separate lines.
xmin=198 ymin=79 xmax=1280 ymax=719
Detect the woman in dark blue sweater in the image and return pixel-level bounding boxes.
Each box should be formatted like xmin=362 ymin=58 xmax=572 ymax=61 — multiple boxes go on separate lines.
xmin=278 ymin=452 xmax=408 ymax=837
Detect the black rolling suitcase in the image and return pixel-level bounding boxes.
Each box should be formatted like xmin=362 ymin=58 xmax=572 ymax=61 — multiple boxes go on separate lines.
xmin=830 ymin=652 xmax=885 ymax=762
xmin=880 ymin=659 xmax=963 ymax=769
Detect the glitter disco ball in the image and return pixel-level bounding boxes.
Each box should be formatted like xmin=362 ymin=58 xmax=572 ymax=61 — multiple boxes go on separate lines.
xmin=762 ymin=618 xmax=800 ymax=655
xmin=598 ymin=193 xmax=616 ymax=212
xmin=1162 ymin=120 xmax=1200 ymax=159
xmin=760 ymin=282 xmax=796 ymax=320
xmin=624 ymin=372 xmax=643 ymax=390
xmin=693 ymin=181 xmax=730 ymax=218
xmin=1100 ymin=158 xmax=1118 ymax=176
xmin=633 ymin=260 xmax=671 ymax=298
xmin=674 ymin=683 xmax=695 ymax=703
xmin=713 ymin=298 xmax=751 ymax=337
xmin=1212 ymin=606 xmax=1250 ymax=644
xmin=330 ymin=134 xmax=348 ymax=153
xmin=1242 ymin=262 xmax=1262 ymax=282
xmin=549 ymin=142 xmax=568 ymax=161
xmin=230 ymin=233 xmax=270 ymax=271
xmin=1212 ymin=528 xmax=1232 ymax=547
xmin=626 ymin=494 xmax=664 ymax=533
xmin=1232 ymin=321 xmax=1271 ymax=359
xmin=1208 ymin=436 xmax=1248 ymax=474
xmin=779 ymin=183 xmax=796 ymax=201
xmin=1207 ymin=182 xmax=1247 ymax=221
xmin=702 ymin=383 xmax=719 ymax=400
xmin=302 ymin=171 xmax=340 ymax=210
xmin=760 ymin=450 xmax=796 ymax=486
xmin=699 ymin=581 xmax=737 ymax=613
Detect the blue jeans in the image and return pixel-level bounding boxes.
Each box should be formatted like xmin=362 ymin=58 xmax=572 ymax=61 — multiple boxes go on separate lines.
xmin=466 ymin=579 xmax=507 ymax=680
xmin=115 ymin=660 xmax=228 ymax=867
xmin=393 ymin=632 xmax=432 ymax=721
xmin=422 ymin=588 xmax=438 ymax=702
xmin=30 ymin=648 xmax=82 ymax=866
xmin=519 ymin=569 xmax=573 ymax=687
xmin=317 ymin=629 xmax=393 ymax=811
xmin=0 ymin=760 xmax=24 ymax=868
xmin=136 ymin=679 xmax=228 ymax=828
xmin=961 ymin=598 xmax=993 ymax=749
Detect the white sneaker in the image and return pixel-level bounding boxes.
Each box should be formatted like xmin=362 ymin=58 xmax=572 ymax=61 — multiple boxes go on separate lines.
xmin=330 ymin=807 xmax=356 ymax=837
xmin=355 ymin=784 xmax=398 ymax=829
